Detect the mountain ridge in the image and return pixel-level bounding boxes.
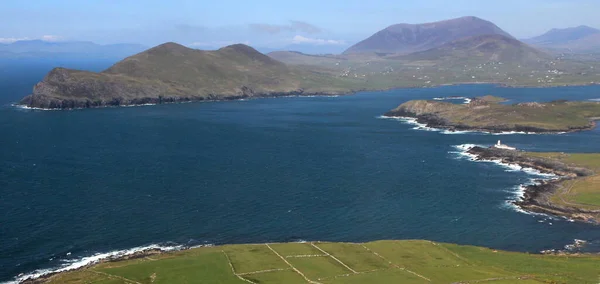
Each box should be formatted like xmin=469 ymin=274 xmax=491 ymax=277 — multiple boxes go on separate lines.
xmin=344 ymin=16 xmax=514 ymax=54
xmin=525 ymin=25 xmax=600 ymax=52
xmin=396 ymin=34 xmax=549 ymax=63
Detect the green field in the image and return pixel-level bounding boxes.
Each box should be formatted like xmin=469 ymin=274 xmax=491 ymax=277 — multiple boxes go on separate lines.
xmin=525 ymin=152 xmax=600 ymax=209
xmin=39 ymin=240 xmax=600 ymax=284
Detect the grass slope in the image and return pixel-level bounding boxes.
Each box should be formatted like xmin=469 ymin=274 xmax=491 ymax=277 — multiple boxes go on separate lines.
xmin=37 ymin=240 xmax=600 ymax=284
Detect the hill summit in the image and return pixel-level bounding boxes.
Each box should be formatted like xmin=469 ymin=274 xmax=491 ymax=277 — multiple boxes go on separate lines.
xmin=344 ymin=16 xmax=514 ymax=54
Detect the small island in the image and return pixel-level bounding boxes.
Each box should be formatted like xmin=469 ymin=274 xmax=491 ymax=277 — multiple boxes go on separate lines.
xmin=465 ymin=145 xmax=600 ymax=223
xmin=384 ymin=96 xmax=600 ymax=133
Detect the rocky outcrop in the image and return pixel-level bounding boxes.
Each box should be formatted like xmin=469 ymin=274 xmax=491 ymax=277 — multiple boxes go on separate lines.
xmin=467 ymin=146 xmax=599 ymax=223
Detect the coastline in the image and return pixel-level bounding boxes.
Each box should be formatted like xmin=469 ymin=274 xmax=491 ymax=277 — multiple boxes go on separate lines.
xmin=378 ymin=115 xmax=570 ymax=135
xmin=382 ymin=112 xmax=597 ymax=134
xmin=463 ymin=146 xmax=600 ymax=223
xmin=16 ymin=89 xmax=352 ymax=111
xmin=13 ymin=238 xmax=600 ymax=284
xmin=15 ymin=244 xmax=192 ymax=284
xmin=14 ymin=81 xmax=600 ymax=111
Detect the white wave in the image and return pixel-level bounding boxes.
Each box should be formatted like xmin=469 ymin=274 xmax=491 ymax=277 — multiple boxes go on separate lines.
xmin=11 ymin=104 xmax=61 ymax=111
xmin=449 ymin=144 xmax=483 ymax=161
xmin=441 ymin=129 xmax=477 ymax=135
xmin=300 ymin=95 xmax=340 ymax=98
xmin=589 ymin=98 xmax=600 ymax=102
xmin=379 ymin=115 xmax=554 ymax=136
xmin=11 ymin=243 xmax=187 ymax=283
xmin=450 ymin=144 xmax=562 ymax=218
xmin=121 ymin=103 xmax=158 ymax=107
xmin=432 ymin=96 xmax=471 ymax=104
xmin=12 ymin=102 xmax=160 ymax=111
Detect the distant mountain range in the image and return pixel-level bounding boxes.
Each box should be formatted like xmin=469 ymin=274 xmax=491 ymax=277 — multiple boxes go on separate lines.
xmin=524 ymin=25 xmax=600 ymax=53
xmin=344 ymin=16 xmax=514 ymax=55
xmin=0 ymin=40 xmax=147 ymax=59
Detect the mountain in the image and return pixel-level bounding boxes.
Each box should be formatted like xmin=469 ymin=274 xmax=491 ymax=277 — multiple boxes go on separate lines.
xmin=525 ymin=26 xmax=600 ymax=52
xmin=19 ymin=42 xmax=355 ymax=109
xmin=344 ymin=16 xmax=514 ymax=54
xmin=267 ymin=51 xmax=344 ymax=66
xmin=396 ymin=34 xmax=549 ymax=64
xmin=257 ymin=43 xmax=349 ymax=55
xmin=0 ymin=40 xmax=147 ymax=59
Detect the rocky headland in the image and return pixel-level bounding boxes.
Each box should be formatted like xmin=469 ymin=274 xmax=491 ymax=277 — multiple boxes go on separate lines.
xmin=385 ymin=96 xmax=600 ymax=133
xmin=466 ymin=146 xmax=600 ymax=223
xmin=18 ymin=43 xmax=356 ymax=110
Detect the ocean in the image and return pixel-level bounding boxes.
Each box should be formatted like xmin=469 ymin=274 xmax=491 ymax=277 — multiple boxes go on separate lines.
xmin=1 ymin=61 xmax=600 ymax=282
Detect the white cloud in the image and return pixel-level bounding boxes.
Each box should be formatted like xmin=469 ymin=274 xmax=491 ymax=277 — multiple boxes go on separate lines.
xmin=0 ymin=37 xmax=30 ymax=44
xmin=40 ymin=35 xmax=62 ymax=42
xmin=291 ymin=35 xmax=346 ymax=45
xmin=250 ymin=21 xmax=322 ymax=35
xmin=0 ymin=35 xmax=63 ymax=44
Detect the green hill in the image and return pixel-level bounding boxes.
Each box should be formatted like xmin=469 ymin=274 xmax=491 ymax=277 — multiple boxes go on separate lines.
xmin=33 ymin=240 xmax=600 ymax=284
xmin=19 ymin=43 xmax=360 ymax=109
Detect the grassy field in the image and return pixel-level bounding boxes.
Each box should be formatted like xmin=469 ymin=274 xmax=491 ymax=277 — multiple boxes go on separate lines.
xmin=525 ymin=152 xmax=600 ymax=209
xmin=38 ymin=240 xmax=600 ymax=284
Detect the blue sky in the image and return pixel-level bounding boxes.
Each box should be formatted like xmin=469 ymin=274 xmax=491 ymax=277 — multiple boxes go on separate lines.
xmin=1 ymin=0 xmax=599 ymax=53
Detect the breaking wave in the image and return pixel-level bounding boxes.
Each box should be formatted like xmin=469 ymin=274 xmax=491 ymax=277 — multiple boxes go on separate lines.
xmin=7 ymin=243 xmax=197 ymax=283
xmin=450 ymin=144 xmax=560 ymax=217
xmin=378 ymin=116 xmax=550 ymax=135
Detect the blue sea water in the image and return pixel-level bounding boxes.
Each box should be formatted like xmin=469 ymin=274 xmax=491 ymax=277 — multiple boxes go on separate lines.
xmin=1 ymin=62 xmax=600 ymax=282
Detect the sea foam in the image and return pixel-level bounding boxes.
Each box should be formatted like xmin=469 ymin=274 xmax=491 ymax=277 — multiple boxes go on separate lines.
xmin=9 ymin=243 xmax=190 ymax=283
xmin=433 ymin=96 xmax=471 ymax=104
xmin=379 ymin=116 xmax=548 ymax=135
xmin=451 ymin=144 xmax=560 ymax=217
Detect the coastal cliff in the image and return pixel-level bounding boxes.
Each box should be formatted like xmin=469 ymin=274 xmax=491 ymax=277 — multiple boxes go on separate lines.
xmin=385 ymin=96 xmax=600 ymax=133
xmin=466 ymin=146 xmax=600 ymax=223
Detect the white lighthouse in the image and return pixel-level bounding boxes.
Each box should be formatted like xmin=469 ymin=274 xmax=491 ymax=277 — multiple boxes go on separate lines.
xmin=493 ymin=140 xmax=516 ymax=150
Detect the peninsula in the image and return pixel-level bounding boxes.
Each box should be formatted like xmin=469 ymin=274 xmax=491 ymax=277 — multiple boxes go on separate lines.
xmin=385 ymin=96 xmax=600 ymax=133
xmin=24 ymin=240 xmax=600 ymax=284
xmin=465 ymin=145 xmax=600 ymax=223
xmin=18 ymin=43 xmax=360 ymax=109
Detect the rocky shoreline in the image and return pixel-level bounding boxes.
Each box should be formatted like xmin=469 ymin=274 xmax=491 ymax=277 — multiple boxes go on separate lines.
xmin=466 ymin=146 xmax=600 ymax=223
xmin=19 ymin=247 xmax=186 ymax=284
xmin=18 ymin=88 xmax=347 ymax=110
